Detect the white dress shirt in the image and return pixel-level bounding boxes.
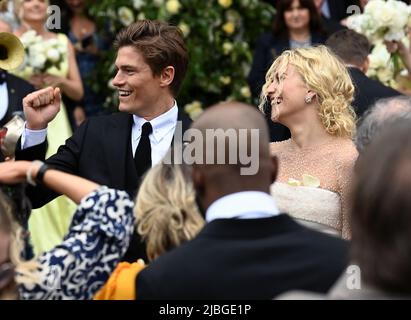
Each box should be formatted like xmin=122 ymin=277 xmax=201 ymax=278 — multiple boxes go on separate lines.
xmin=0 ymin=83 xmax=8 ymax=122
xmin=131 ymin=102 xmax=178 ymax=166
xmin=21 ymin=101 xmax=179 ymax=167
xmin=206 ymin=191 xmax=281 ymax=223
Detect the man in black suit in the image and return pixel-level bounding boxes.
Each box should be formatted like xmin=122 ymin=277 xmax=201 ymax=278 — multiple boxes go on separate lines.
xmin=326 ymin=29 xmax=402 ymax=118
xmin=136 ymin=102 xmax=349 ymax=299
xmin=15 ymin=20 xmax=191 ymax=261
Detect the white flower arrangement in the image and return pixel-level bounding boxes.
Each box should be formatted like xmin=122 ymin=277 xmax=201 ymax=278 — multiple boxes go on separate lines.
xmin=15 ymin=30 xmax=65 ymax=77
xmin=347 ymin=0 xmax=411 ymax=43
xmin=347 ymin=0 xmax=411 ymax=87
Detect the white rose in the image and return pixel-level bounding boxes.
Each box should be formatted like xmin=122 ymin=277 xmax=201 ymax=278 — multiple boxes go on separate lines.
xmin=223 ymin=42 xmax=233 ymax=55
xmin=31 ymin=53 xmax=46 ymax=70
xmin=46 ymin=48 xmax=60 ymax=63
xmin=118 ymin=7 xmax=135 ymax=26
xmin=368 ymin=42 xmax=391 ymax=69
xmin=133 ymin=0 xmax=145 ymax=10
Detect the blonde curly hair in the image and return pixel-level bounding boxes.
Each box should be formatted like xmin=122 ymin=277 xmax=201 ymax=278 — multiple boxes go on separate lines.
xmin=259 ymin=45 xmax=356 ymax=138
xmin=135 ymin=162 xmax=204 ymax=262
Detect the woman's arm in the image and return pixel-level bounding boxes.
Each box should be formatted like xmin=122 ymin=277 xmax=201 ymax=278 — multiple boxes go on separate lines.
xmin=0 ymin=161 xmax=98 ymax=204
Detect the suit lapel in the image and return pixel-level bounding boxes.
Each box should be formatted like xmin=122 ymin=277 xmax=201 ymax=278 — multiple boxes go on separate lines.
xmin=6 ymin=73 xmax=19 ymax=117
xmin=104 ymin=112 xmax=137 ymax=189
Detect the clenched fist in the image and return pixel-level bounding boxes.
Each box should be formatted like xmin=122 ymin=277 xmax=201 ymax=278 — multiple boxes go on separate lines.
xmin=23 ymin=87 xmax=61 ymax=130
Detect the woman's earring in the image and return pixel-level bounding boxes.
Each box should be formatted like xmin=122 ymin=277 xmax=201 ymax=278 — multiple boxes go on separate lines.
xmin=305 ymin=96 xmax=312 ymax=104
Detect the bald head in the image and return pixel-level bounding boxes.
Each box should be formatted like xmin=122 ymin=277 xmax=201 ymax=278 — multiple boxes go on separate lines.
xmin=189 ymin=102 xmax=277 ymax=209
xmin=193 ymin=102 xmax=269 ymax=140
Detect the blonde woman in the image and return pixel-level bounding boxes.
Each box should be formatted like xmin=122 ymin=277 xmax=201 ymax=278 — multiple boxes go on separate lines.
xmin=261 ymin=45 xmax=358 ymax=239
xmin=12 ymin=0 xmax=84 ymax=255
xmin=95 ymin=162 xmax=204 ymax=300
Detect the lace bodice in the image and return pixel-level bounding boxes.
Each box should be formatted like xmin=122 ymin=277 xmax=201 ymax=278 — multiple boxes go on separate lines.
xmin=270 ymin=138 xmax=358 ymax=239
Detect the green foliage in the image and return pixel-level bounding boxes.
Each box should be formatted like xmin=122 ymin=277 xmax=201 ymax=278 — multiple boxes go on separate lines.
xmin=89 ymin=0 xmax=275 ymax=113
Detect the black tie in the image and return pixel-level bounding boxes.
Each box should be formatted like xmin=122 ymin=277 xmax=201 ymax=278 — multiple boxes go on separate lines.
xmin=134 ymin=122 xmax=153 ymax=177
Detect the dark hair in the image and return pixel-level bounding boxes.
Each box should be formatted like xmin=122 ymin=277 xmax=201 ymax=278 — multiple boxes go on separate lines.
xmin=114 ymin=20 xmax=189 ymax=97
xmin=326 ymin=29 xmax=371 ymax=67
xmin=351 ymin=119 xmax=411 ymax=294
xmin=272 ymin=0 xmax=325 ymax=39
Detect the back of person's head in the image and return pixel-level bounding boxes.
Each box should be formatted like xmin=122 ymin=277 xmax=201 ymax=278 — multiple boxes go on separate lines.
xmin=355 ymin=96 xmax=411 ymax=153
xmin=273 ymin=0 xmax=324 ymax=38
xmin=190 ymin=102 xmax=276 ymax=201
xmin=114 ymin=20 xmax=188 ymax=97
xmin=260 ymin=45 xmax=356 ymax=138
xmin=135 ymin=163 xmax=204 ymax=262
xmin=326 ymin=29 xmax=371 ymax=68
xmin=351 ymin=119 xmax=411 ymax=294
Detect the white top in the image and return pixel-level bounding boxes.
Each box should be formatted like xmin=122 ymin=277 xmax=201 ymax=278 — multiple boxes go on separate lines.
xmin=21 ymin=102 xmax=179 ymax=167
xmin=0 ymin=83 xmax=8 ymax=122
xmin=206 ymin=191 xmax=281 ymax=223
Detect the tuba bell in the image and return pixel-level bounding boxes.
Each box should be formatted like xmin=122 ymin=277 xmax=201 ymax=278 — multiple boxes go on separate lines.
xmin=0 ymin=32 xmax=24 ymax=71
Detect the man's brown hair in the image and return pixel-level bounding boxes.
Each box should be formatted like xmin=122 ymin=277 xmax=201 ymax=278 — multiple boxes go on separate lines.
xmin=114 ymin=20 xmax=189 ymax=97
xmin=326 ymin=29 xmax=371 ymax=67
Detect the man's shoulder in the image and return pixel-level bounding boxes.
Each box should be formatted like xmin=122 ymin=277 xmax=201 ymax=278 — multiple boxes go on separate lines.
xmin=6 ymin=73 xmax=34 ymax=91
xmin=85 ymin=112 xmax=131 ymax=127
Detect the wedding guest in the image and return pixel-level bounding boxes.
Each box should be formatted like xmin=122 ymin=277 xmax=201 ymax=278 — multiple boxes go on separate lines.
xmin=0 ymin=159 xmax=134 ymax=300
xmin=355 ymin=96 xmax=411 ymax=153
xmin=264 ymin=45 xmax=358 ymax=239
xmin=15 ymin=20 xmax=192 ymax=262
xmin=248 ymin=0 xmax=327 ymax=142
xmin=326 ymin=29 xmax=401 ymax=118
xmin=95 ymin=162 xmax=204 ymax=300
xmin=278 ymin=119 xmax=411 ymax=299
xmin=12 ymin=0 xmax=84 ymax=255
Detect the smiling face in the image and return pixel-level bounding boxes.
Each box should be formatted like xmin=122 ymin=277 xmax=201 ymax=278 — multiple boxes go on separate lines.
xmin=284 ymin=0 xmax=310 ymax=32
xmin=20 ymin=0 xmax=48 ymax=23
xmin=112 ymin=46 xmax=165 ymax=116
xmin=266 ymin=64 xmax=310 ymax=122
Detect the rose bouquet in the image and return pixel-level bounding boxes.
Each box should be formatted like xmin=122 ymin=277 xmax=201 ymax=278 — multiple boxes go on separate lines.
xmin=12 ymin=30 xmax=65 ymax=79
xmin=347 ymin=0 xmax=411 ymax=85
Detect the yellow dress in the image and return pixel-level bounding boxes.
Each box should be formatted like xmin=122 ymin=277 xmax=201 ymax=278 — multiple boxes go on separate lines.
xmin=12 ymin=33 xmax=77 ymax=254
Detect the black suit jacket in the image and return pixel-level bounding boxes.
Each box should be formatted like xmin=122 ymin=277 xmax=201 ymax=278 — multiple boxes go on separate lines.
xmin=349 ymin=67 xmax=402 ymax=118
xmin=136 ymin=214 xmax=349 ymax=299
xmin=0 ymin=72 xmax=35 ymax=127
xmin=15 ymin=109 xmax=192 ymax=261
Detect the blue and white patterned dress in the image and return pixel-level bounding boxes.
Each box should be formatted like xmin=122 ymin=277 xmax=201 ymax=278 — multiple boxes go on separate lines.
xmin=18 ymin=187 xmax=135 ymax=300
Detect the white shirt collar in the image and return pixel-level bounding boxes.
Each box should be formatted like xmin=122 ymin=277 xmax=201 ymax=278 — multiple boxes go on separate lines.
xmin=132 ymin=101 xmax=178 ymax=144
xmin=206 ymin=191 xmax=281 ymax=223
xmin=0 ymin=83 xmax=8 ymax=122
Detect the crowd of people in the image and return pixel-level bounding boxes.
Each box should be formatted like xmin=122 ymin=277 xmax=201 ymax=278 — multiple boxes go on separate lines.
xmin=0 ymin=0 xmax=411 ymax=300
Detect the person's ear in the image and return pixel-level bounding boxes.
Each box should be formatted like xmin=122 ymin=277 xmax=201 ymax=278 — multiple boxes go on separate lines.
xmin=270 ymin=156 xmax=278 ymax=184
xmin=160 ymin=66 xmax=175 ymax=88
xmin=361 ymin=57 xmax=370 ymax=74
xmin=305 ymin=90 xmax=316 ymax=104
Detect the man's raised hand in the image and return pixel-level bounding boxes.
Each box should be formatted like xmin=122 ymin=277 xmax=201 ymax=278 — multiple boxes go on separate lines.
xmin=23 ymin=87 xmax=61 ymax=130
